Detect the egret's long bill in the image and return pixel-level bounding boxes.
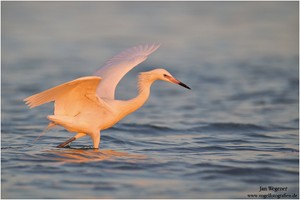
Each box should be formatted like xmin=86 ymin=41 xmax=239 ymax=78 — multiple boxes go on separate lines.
xmin=164 ymin=74 xmax=191 ymax=90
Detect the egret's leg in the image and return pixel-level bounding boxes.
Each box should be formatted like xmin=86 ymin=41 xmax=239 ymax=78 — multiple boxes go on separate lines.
xmin=91 ymin=132 xmax=101 ymax=149
xmin=57 ymin=137 xmax=76 ymax=148
xmin=57 ymin=133 xmax=86 ymax=148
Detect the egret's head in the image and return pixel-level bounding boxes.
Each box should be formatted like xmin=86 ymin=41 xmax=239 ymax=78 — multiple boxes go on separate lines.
xmin=150 ymin=68 xmax=191 ymax=90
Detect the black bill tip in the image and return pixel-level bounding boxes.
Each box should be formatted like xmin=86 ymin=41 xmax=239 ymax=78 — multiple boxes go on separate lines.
xmin=179 ymin=82 xmax=191 ymax=90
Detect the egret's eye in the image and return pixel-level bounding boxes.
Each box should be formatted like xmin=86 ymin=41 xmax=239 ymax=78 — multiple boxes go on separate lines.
xmin=163 ymin=74 xmax=168 ymax=77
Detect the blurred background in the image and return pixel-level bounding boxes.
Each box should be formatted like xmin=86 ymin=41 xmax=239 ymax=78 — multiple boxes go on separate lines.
xmin=2 ymin=2 xmax=299 ymax=199
xmin=2 ymin=2 xmax=298 ymax=125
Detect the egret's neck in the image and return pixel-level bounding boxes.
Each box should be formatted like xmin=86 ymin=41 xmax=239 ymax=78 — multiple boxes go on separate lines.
xmin=122 ymin=73 xmax=155 ymax=115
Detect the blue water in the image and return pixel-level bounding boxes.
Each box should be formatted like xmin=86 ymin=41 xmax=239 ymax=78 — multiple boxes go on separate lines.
xmin=1 ymin=2 xmax=299 ymax=199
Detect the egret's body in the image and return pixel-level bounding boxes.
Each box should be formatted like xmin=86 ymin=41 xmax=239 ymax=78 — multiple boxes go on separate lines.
xmin=24 ymin=44 xmax=190 ymax=148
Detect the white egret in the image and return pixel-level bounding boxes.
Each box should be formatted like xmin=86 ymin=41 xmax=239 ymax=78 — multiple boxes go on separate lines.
xmin=24 ymin=44 xmax=191 ymax=149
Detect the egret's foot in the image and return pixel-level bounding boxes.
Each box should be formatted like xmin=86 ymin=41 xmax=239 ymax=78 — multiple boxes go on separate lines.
xmin=57 ymin=137 xmax=76 ymax=148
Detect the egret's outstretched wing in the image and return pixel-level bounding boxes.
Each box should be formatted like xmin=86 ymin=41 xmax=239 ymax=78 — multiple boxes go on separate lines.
xmin=24 ymin=76 xmax=107 ymax=116
xmin=94 ymin=43 xmax=160 ymax=99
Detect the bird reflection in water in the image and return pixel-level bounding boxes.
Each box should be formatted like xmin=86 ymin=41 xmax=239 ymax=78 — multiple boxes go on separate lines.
xmin=43 ymin=148 xmax=146 ymax=163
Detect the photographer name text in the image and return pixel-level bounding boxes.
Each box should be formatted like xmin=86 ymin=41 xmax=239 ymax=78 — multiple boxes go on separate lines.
xmin=259 ymin=186 xmax=288 ymax=192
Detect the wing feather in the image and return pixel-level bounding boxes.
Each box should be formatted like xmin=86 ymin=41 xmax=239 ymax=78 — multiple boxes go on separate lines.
xmin=24 ymin=76 xmax=106 ymax=116
xmin=94 ymin=43 xmax=160 ymax=99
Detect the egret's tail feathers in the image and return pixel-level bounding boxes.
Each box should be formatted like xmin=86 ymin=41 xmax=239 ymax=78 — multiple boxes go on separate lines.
xmin=32 ymin=122 xmax=56 ymax=144
xmin=48 ymin=115 xmax=73 ymax=126
xmin=47 ymin=115 xmax=78 ymax=132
